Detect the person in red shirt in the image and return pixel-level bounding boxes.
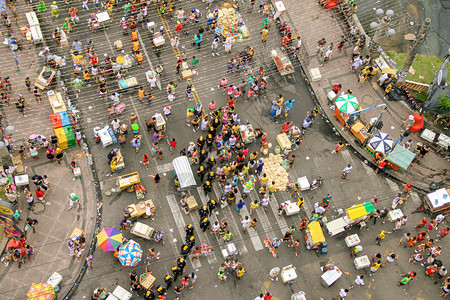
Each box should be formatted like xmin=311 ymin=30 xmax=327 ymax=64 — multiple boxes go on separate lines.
xmin=417 ymin=231 xmax=426 ymax=242
xmin=438 ymin=227 xmax=450 ymax=241
xmin=426 ymin=265 xmax=438 ymax=276
xmin=141 ymin=153 xmax=149 ymax=170
xmin=175 ymin=21 xmax=182 ymax=33
xmin=375 ymin=160 xmax=386 ymax=174
xmin=35 ymin=187 xmax=45 ymax=202
xmin=415 ymin=217 xmax=427 ymax=230
xmin=263 ymin=292 xmax=272 ymax=300
xmin=170 ymin=138 xmax=177 ymax=154
xmin=90 ymin=53 xmax=98 ymax=66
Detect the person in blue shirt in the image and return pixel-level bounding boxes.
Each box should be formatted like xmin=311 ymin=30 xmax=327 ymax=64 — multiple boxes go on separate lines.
xmin=284 ymin=99 xmax=295 ymax=117
xmin=237 ymin=199 xmax=245 ymax=214
xmin=193 ymin=33 xmax=202 ymax=49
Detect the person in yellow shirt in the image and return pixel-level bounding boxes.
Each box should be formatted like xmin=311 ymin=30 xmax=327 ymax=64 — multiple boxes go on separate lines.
xmin=261 ymin=27 xmax=269 ymax=43
xmin=260 ymin=173 xmax=268 ymax=186
xmin=369 ymin=260 xmax=381 ymax=276
xmin=269 ymin=181 xmax=277 ymax=195
xmin=232 ymin=124 xmax=240 ymax=134
xmin=236 ymin=267 xmax=246 ymax=279
xmin=250 ymin=200 xmax=259 ymax=215
xmin=186 ymin=108 xmax=194 ymax=126
xmin=135 ymin=51 xmax=144 ymax=68
xmin=222 ymin=165 xmax=231 ymax=176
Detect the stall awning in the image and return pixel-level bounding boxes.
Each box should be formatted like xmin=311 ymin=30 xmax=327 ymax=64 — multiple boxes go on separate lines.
xmin=307 ymin=221 xmax=325 ymax=244
xmin=172 ymin=156 xmax=196 ymax=188
xmin=346 ymin=202 xmax=375 ymax=220
xmin=387 ymin=144 xmax=415 ymax=170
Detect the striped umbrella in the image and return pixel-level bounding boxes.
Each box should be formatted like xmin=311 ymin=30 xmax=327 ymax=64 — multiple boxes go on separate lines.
xmin=369 ymin=132 xmax=393 ymax=153
xmin=335 ymin=94 xmax=359 ymax=113
xmin=118 ymin=240 xmax=142 ymax=267
xmin=96 ymin=227 xmax=123 ymax=252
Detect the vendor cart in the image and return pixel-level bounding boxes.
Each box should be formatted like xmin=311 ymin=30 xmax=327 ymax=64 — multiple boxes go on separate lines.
xmin=423 ymin=188 xmax=450 ymax=214
xmin=130 ymin=222 xmax=158 ymax=240
xmin=349 ymin=121 xmax=369 ymax=146
xmin=35 ymin=67 xmax=56 ymax=90
xmin=304 ymin=221 xmax=325 ymax=250
xmin=239 ymin=123 xmax=255 ymax=144
xmin=385 ymin=144 xmax=415 ymax=172
xmin=117 ymin=172 xmax=140 ymax=190
xmin=152 ymin=32 xmax=165 ymax=55
xmin=271 ymin=49 xmax=296 ymax=82
xmin=118 ymin=76 xmax=139 ymax=94
xmin=343 ymin=201 xmax=375 ymax=229
xmin=320 ymin=267 xmax=342 ymax=287
xmin=153 ymin=113 xmax=166 ymax=131
xmin=127 ymin=199 xmax=156 ymax=219
xmin=281 ymin=265 xmax=297 ymax=284
xmin=112 ymin=54 xmax=133 ymax=71
xmin=140 ymin=272 xmax=156 ymax=290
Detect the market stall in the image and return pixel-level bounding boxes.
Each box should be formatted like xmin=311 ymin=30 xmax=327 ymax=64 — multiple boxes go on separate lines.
xmin=349 ymin=121 xmax=368 ymax=145
xmin=35 ymin=67 xmax=56 ymax=90
xmin=385 ymin=144 xmax=415 ymax=172
xmin=118 ymin=172 xmax=141 ymax=190
xmin=118 ymin=76 xmax=139 ymax=93
xmin=140 ymin=272 xmax=156 ymax=290
xmin=217 ymin=3 xmax=249 ymax=41
xmin=343 ymin=202 xmax=375 ymax=228
xmin=423 ymin=188 xmax=450 ymax=213
xmin=127 ymin=199 xmax=155 ymax=219
xmin=271 ymin=49 xmax=295 ymax=82
xmin=172 ymin=156 xmax=196 ymax=188
xmin=239 ymin=123 xmax=255 ymax=144
xmin=305 ymin=221 xmax=325 ymax=250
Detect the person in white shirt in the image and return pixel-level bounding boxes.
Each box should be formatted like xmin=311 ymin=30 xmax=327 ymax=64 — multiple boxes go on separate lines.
xmin=352 ymin=275 xmax=364 ymax=287
xmin=240 ymin=216 xmax=251 ymax=234
xmin=254 ymin=294 xmax=264 ymax=300
xmin=111 ymin=119 xmax=121 ymax=133
xmin=342 ymin=164 xmax=352 ymax=179
xmin=337 ymin=288 xmax=349 ymax=299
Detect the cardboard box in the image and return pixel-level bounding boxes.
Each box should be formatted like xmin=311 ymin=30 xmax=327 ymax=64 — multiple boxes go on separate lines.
xmin=187 ymin=196 xmax=198 ymax=211
xmin=182 ymin=69 xmax=193 ymax=79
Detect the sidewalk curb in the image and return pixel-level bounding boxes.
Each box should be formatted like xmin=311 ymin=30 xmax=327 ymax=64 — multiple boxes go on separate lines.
xmin=277 ymin=16 xmax=432 ymax=195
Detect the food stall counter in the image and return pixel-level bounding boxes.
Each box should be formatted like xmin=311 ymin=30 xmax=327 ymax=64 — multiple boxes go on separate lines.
xmin=350 ymin=121 xmax=368 ymax=144
xmin=425 ymin=188 xmax=450 ymax=213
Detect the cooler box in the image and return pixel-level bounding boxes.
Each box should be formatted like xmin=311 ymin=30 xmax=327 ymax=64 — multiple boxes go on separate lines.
xmin=276 ymin=133 xmax=291 ymax=150
xmin=182 ymin=69 xmax=193 ymax=79
xmin=99 ymin=127 xmax=112 ymax=148
xmin=59 ymin=111 xmax=71 ymax=127
xmin=50 ymin=113 xmax=62 ymax=129
xmin=54 ymin=127 xmax=68 ymax=149
xmin=107 ymin=128 xmax=118 ymax=144
xmin=63 ymin=126 xmax=77 ymax=148
xmin=297 ymin=176 xmax=310 ymax=191
xmin=285 ymin=201 xmax=300 ymax=216
xmin=354 ymin=255 xmax=370 ymax=269
xmin=388 ymin=209 xmax=404 ymax=222
xmin=320 ymin=268 xmax=342 ymax=287
xmin=309 ymin=68 xmax=322 ymax=82
xmin=14 ymin=175 xmax=29 ymax=186
xmin=344 ymin=234 xmax=360 ymax=247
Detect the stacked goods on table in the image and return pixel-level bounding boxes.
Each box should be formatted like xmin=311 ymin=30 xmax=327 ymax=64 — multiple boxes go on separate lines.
xmin=49 ymin=106 xmax=76 ymax=150
xmin=218 ymin=3 xmax=249 ymax=40
xmin=261 ymin=153 xmax=290 ymax=191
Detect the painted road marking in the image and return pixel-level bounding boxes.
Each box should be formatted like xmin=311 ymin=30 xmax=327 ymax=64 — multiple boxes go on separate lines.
xmin=385 ymin=178 xmax=401 ymax=193
xmin=137 ymin=29 xmax=161 ymax=90
xmin=166 ymin=194 xmax=201 ymax=269
xmin=410 ymin=191 xmax=421 ymax=206
xmin=194 ymin=187 xmax=218 ymax=264
xmin=213 ymin=183 xmax=249 ymax=255
xmin=249 ymin=190 xmax=276 ymax=242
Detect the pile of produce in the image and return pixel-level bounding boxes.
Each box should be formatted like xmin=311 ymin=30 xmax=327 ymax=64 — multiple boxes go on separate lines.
xmin=261 ymin=153 xmax=290 ymax=191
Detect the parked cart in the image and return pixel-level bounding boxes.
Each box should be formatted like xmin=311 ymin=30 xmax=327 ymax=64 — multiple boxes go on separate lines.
xmin=271 ymin=49 xmax=296 ymax=82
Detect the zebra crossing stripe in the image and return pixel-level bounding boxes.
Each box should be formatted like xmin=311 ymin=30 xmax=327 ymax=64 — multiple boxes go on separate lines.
xmin=166 ymin=194 xmax=201 ymax=269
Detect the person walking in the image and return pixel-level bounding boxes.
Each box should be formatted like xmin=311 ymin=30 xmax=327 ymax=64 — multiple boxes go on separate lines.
xmin=150 ymin=173 xmax=161 ymax=189
xmin=341 ymin=164 xmax=352 ymax=179
xmin=241 ymin=216 xmax=251 ymax=234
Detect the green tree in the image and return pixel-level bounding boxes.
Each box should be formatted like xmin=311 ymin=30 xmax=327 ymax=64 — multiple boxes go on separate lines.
xmin=437 ymin=94 xmax=450 ymax=110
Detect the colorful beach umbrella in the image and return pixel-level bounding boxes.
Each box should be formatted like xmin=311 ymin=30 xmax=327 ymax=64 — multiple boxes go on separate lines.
xmin=335 ymin=94 xmax=359 ymax=113
xmin=369 ymin=132 xmax=393 ymax=153
xmin=96 ymin=227 xmax=123 ymax=252
xmin=118 ymin=239 xmax=142 ymax=267
xmin=27 ymin=282 xmax=55 ymax=300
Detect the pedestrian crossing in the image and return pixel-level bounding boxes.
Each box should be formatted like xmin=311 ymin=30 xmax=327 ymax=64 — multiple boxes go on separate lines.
xmin=158 ymin=150 xmax=408 ymax=270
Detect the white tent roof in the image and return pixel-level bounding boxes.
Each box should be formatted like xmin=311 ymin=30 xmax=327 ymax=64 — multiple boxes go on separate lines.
xmin=173 ymin=156 xmax=196 ymax=188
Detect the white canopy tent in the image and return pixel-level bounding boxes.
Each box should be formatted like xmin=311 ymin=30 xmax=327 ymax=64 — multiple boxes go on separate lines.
xmin=172 ymin=156 xmax=196 ymax=188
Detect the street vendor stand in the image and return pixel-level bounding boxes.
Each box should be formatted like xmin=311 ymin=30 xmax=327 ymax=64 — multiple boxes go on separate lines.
xmin=349 ymin=121 xmax=369 ymax=145
xmin=186 ymin=196 xmax=198 ymax=212
xmin=305 ymin=221 xmax=325 ymax=250
xmin=95 ymin=12 xmax=111 ymax=28
xmin=326 ymin=217 xmax=347 ymax=236
xmin=276 ymin=133 xmax=292 ymax=150
xmin=239 ymin=124 xmax=255 ymax=144
xmin=153 ymin=113 xmax=166 ymax=131
xmin=334 ymin=107 xmax=349 ymax=127
xmin=35 ymin=67 xmax=56 ymax=90
xmin=271 ymin=49 xmax=296 ymax=82
xmin=48 ymin=91 xmax=67 ymax=113
xmin=172 ymin=156 xmax=196 ymax=188
xmin=130 ymin=222 xmax=156 ymax=240
xmin=118 ymin=76 xmax=139 ymax=93
xmin=423 ymin=188 xmax=450 ymax=213
xmin=127 ymin=199 xmax=155 ymax=219
xmin=140 ymin=272 xmax=156 ymax=290
xmin=320 ymin=267 xmax=342 ymax=287
xmin=281 ymin=265 xmax=297 ymax=283
xmin=113 ymin=55 xmax=133 ymax=71
xmin=118 ymin=172 xmax=140 ymax=190
xmin=343 ymin=202 xmax=375 ymax=228
xmin=385 ymin=144 xmax=415 ymax=172
xmin=106 ymin=285 xmax=132 ymax=300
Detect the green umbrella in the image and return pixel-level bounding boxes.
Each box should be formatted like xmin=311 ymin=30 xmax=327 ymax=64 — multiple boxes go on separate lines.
xmin=131 ymin=123 xmax=139 ymax=131
xmin=335 ymin=94 xmax=359 ymax=113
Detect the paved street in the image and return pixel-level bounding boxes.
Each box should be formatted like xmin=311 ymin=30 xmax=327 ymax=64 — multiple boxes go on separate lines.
xmin=0 ymin=0 xmax=448 ymax=300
